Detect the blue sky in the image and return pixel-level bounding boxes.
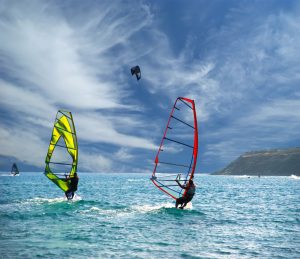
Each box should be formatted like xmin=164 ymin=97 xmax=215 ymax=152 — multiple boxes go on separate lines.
xmin=0 ymin=0 xmax=300 ymax=173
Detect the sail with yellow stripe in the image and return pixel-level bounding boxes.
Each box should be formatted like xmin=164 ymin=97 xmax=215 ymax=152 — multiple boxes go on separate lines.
xmin=44 ymin=110 xmax=78 ymax=195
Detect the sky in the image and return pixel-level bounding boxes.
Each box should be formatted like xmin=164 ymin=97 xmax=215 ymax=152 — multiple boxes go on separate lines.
xmin=0 ymin=0 xmax=300 ymax=173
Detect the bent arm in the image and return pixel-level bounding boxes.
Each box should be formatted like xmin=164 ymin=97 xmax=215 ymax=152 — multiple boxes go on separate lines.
xmin=176 ymin=180 xmax=187 ymax=189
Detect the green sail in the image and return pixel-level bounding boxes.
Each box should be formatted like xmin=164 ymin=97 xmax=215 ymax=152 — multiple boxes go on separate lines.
xmin=44 ymin=110 xmax=78 ymax=193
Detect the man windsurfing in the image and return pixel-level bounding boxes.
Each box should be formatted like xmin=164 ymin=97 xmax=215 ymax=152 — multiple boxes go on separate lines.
xmin=65 ymin=173 xmax=79 ymax=200
xmin=175 ymin=178 xmax=196 ymax=209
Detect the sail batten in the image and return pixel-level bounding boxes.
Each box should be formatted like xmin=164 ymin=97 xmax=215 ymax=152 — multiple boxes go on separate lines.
xmin=54 ymin=125 xmax=76 ymax=135
xmin=49 ymin=143 xmax=77 ymax=150
xmin=164 ymin=137 xmax=194 ymax=149
xmin=171 ymin=115 xmax=195 ymax=128
xmin=48 ymin=161 xmax=74 ymax=166
xmin=158 ymin=161 xmax=191 ymax=168
xmin=151 ymin=97 xmax=198 ymax=200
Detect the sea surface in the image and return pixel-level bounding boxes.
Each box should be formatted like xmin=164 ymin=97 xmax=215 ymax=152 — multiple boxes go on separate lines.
xmin=0 ymin=173 xmax=299 ymax=258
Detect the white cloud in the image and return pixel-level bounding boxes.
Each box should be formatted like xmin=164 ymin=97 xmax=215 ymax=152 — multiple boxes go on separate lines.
xmin=0 ymin=80 xmax=55 ymax=121
xmin=0 ymin=127 xmax=47 ymax=168
xmin=0 ymin=0 xmax=157 ymax=171
xmin=114 ymin=147 xmax=134 ymax=161
xmin=75 ymin=112 xmax=157 ymax=150
xmin=79 ymin=152 xmax=112 ymax=172
xmin=0 ymin=1 xmax=123 ymax=110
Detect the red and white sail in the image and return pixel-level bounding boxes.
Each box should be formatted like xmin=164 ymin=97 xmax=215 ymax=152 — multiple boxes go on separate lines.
xmin=151 ymin=97 xmax=198 ymax=200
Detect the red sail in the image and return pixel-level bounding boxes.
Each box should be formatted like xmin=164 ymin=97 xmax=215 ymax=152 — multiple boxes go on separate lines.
xmin=151 ymin=97 xmax=198 ymax=200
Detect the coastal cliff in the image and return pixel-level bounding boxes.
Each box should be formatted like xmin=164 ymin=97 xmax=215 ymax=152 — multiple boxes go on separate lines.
xmin=213 ymin=147 xmax=300 ymax=176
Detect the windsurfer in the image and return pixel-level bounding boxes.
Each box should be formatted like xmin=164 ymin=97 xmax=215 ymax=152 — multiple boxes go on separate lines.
xmin=65 ymin=172 xmax=79 ymax=200
xmin=175 ymin=179 xmax=196 ymax=209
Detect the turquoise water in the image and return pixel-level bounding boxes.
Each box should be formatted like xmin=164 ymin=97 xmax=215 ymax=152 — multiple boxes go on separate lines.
xmin=0 ymin=173 xmax=299 ymax=258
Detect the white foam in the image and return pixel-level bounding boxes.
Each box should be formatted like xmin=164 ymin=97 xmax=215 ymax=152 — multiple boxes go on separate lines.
xmin=290 ymin=174 xmax=300 ymax=180
xmin=84 ymin=202 xmax=176 ymax=217
xmin=183 ymin=202 xmax=193 ymax=210
xmin=79 ymin=206 xmax=102 ymax=215
xmin=131 ymin=202 xmax=174 ymax=213
xmin=80 ymin=206 xmax=131 ymax=218
xmin=132 ymin=201 xmax=194 ymax=212
xmin=33 ymin=197 xmax=66 ymax=203
xmin=90 ymin=206 xmax=102 ymax=211
xmin=24 ymin=195 xmax=82 ymax=205
xmin=71 ymin=194 xmax=82 ymax=201
xmin=234 ymin=175 xmax=251 ymax=178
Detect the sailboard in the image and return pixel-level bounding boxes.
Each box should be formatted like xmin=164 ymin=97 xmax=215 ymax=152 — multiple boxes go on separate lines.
xmin=151 ymin=97 xmax=198 ymax=200
xmin=44 ymin=110 xmax=78 ymax=196
xmin=11 ymin=163 xmax=19 ymax=176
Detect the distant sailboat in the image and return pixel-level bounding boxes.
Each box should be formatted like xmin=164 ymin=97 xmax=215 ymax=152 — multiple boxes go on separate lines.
xmin=11 ymin=163 xmax=20 ymax=176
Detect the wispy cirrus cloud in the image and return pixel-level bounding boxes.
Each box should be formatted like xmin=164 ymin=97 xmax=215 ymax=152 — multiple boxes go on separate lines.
xmin=203 ymin=97 xmax=300 ymax=170
xmin=0 ymin=1 xmax=144 ymax=110
xmin=0 ymin=0 xmax=156 ymax=171
xmin=1 ymin=0 xmax=300 ymax=173
xmin=138 ymin=1 xmax=300 ymax=171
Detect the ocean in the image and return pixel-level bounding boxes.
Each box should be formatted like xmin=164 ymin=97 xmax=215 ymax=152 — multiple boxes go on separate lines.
xmin=0 ymin=173 xmax=299 ymax=258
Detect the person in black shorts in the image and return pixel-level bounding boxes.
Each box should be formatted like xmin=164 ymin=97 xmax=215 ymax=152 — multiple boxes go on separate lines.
xmin=175 ymin=178 xmax=196 ymax=209
xmin=65 ymin=172 xmax=79 ymax=200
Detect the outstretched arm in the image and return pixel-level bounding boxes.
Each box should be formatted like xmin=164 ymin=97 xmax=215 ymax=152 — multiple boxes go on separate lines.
xmin=176 ymin=180 xmax=186 ymax=189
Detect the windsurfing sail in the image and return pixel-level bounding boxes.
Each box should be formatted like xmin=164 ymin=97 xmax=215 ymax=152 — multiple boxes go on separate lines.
xmin=131 ymin=65 xmax=141 ymax=80
xmin=11 ymin=163 xmax=19 ymax=176
xmin=44 ymin=110 xmax=78 ymax=194
xmin=151 ymin=97 xmax=198 ymax=200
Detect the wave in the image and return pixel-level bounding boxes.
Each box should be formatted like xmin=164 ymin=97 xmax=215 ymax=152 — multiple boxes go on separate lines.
xmin=130 ymin=202 xmax=205 ymax=216
xmin=131 ymin=202 xmax=174 ymax=213
xmin=79 ymin=203 xmax=173 ymax=217
xmin=18 ymin=197 xmax=201 ymax=218
xmin=23 ymin=197 xmax=66 ymax=205
xmin=22 ymin=194 xmax=83 ymax=205
xmin=78 ymin=201 xmax=201 ymax=218
xmin=80 ymin=205 xmax=132 ymax=219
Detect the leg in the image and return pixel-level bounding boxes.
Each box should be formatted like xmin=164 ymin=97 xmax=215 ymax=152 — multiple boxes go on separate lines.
xmin=176 ymin=197 xmax=184 ymax=208
xmin=180 ymin=197 xmax=193 ymax=209
xmin=181 ymin=202 xmax=187 ymax=209
xmin=175 ymin=199 xmax=180 ymax=208
xmin=65 ymin=191 xmax=73 ymax=200
xmin=181 ymin=196 xmax=192 ymax=209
